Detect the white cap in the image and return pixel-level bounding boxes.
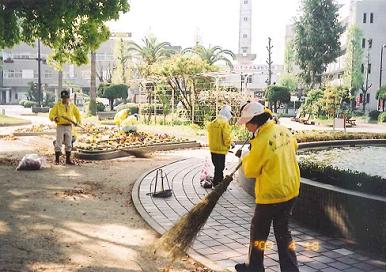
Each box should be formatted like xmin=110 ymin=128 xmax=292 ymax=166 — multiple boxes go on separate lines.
xmin=219 ymin=105 xmax=232 ymax=121
xmin=237 ymin=102 xmax=265 ymax=125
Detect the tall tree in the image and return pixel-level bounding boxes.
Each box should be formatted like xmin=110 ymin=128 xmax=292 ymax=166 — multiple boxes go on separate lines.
xmin=360 ymin=40 xmax=372 ymax=112
xmin=152 ymin=55 xmax=217 ymax=122
xmin=294 ymin=0 xmax=343 ymax=87
xmin=343 ymin=25 xmax=364 ymax=92
xmin=127 ymin=36 xmax=173 ymax=122
xmin=265 ymin=86 xmax=291 ymax=113
xmin=266 ymin=37 xmax=273 ymax=86
xmin=89 ymin=52 xmax=97 ymax=115
xmin=284 ymin=41 xmax=296 ymax=74
xmin=1 ymin=0 xmax=129 ymax=66
xmin=182 ymin=45 xmax=235 ymax=69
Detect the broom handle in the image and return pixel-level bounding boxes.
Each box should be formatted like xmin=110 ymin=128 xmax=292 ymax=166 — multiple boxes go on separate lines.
xmin=61 ymin=115 xmax=86 ymax=130
xmin=228 ymin=137 xmax=251 ymax=177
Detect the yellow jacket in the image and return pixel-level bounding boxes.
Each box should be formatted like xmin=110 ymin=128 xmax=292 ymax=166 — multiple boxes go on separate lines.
xmin=242 ymin=120 xmax=300 ymax=204
xmin=121 ymin=115 xmax=138 ymax=128
xmin=207 ymin=117 xmax=232 ymax=155
xmin=49 ymin=102 xmax=81 ymax=126
xmin=114 ymin=109 xmax=130 ymax=126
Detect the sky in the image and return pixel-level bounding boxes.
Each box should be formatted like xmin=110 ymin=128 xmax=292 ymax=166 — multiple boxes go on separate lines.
xmin=108 ymin=0 xmax=351 ymax=65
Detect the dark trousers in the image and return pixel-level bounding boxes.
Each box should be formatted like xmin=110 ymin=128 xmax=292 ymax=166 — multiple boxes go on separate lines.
xmin=248 ymin=198 xmax=299 ymax=272
xmin=211 ymin=153 xmax=225 ymax=186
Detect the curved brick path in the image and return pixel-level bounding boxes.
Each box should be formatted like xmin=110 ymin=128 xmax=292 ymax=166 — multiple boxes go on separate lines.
xmin=132 ymin=155 xmax=385 ymax=272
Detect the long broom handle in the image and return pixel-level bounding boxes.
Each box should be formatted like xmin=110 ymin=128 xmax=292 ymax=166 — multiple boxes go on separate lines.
xmin=228 ymin=136 xmax=251 ymax=177
xmin=60 ymin=115 xmax=86 ymax=130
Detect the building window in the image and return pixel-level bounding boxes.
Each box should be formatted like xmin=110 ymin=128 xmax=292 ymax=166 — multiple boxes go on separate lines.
xmin=363 ymin=13 xmax=367 ymax=23
xmin=368 ymin=39 xmax=373 ymax=48
xmin=361 ymin=64 xmax=365 ymax=74
xmin=247 ymin=76 xmax=252 ymax=83
xmin=367 ymin=93 xmax=370 ymax=103
xmin=243 ymin=17 xmax=248 ymax=22
xmin=15 ymin=93 xmax=18 ymax=100
xmin=244 ymin=0 xmax=248 ymax=4
xmin=243 ymin=34 xmax=248 ymax=38
xmin=44 ymin=70 xmax=53 ymax=79
xmin=368 ymin=63 xmax=372 ymax=74
xmin=362 ymin=38 xmax=366 ymax=48
xmin=4 ymin=69 xmax=22 ymax=78
xmin=242 ymin=48 xmax=248 ymax=53
xmin=370 ymin=13 xmax=374 ymax=23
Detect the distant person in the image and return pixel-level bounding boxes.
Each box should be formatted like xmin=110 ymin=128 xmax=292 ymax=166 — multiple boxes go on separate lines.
xmin=114 ymin=109 xmax=130 ymax=127
xmin=235 ymin=101 xmax=300 ymax=272
xmin=49 ymin=90 xmax=81 ymax=165
xmin=207 ymin=105 xmax=233 ymax=188
xmin=121 ymin=114 xmax=139 ymax=133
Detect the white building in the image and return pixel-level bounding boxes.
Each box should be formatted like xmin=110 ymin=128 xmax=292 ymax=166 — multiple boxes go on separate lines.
xmin=0 ymin=32 xmax=131 ymax=105
xmin=287 ymin=0 xmax=386 ymax=112
xmin=236 ymin=0 xmax=256 ymax=65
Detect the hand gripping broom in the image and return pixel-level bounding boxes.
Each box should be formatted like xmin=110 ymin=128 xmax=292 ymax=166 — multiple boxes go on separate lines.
xmin=154 ymin=138 xmax=250 ymax=258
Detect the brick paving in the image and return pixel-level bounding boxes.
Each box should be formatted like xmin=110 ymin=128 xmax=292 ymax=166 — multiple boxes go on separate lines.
xmin=132 ymin=156 xmax=385 ymax=272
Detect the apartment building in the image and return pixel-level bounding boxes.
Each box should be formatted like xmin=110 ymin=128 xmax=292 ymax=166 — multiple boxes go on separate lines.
xmin=0 ymin=32 xmax=131 ymax=105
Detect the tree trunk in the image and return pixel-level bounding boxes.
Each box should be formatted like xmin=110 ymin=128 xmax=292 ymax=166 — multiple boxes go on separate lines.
xmin=362 ymin=91 xmax=367 ymax=112
xmin=110 ymin=99 xmax=114 ymax=111
xmin=57 ymin=70 xmax=63 ymax=102
xmin=89 ymin=51 xmax=97 ymax=115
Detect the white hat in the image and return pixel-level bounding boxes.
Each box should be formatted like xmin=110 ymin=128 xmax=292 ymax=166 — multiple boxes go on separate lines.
xmin=237 ymin=102 xmax=265 ymax=125
xmin=219 ymin=105 xmax=232 ymax=121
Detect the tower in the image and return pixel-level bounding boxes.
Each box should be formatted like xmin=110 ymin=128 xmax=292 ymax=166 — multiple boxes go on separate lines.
xmin=237 ymin=0 xmax=256 ymax=65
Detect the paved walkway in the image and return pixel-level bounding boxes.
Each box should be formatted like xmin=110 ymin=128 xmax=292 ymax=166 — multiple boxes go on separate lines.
xmin=132 ymin=156 xmax=385 ymax=272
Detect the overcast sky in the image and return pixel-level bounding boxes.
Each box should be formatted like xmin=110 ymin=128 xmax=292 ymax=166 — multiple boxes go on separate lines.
xmin=108 ymin=0 xmax=351 ymax=65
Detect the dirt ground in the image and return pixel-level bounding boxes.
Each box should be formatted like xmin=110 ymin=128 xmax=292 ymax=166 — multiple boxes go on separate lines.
xmin=0 ymin=136 xmax=211 ymax=272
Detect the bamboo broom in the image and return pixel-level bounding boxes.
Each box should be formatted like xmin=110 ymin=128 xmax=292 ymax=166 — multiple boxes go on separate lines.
xmin=154 ymin=138 xmax=249 ymax=258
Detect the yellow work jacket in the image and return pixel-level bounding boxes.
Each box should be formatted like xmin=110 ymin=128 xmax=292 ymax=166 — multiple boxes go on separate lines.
xmin=49 ymin=102 xmax=81 ymax=126
xmin=114 ymin=109 xmax=130 ymax=126
xmin=242 ymin=120 xmax=300 ymax=204
xmin=207 ymin=117 xmax=232 ymax=155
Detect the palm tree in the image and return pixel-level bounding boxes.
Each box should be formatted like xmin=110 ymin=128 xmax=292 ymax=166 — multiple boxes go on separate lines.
xmin=182 ymin=45 xmax=235 ymax=69
xmin=127 ymin=36 xmax=173 ymax=122
xmin=127 ymin=36 xmax=173 ymax=74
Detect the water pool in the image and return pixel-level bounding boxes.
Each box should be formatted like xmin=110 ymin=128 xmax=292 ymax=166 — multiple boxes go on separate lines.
xmin=298 ymin=146 xmax=386 ymax=178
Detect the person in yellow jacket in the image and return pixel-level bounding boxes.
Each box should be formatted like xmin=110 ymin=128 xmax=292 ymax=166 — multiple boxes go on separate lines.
xmin=235 ymin=102 xmax=300 ymax=272
xmin=49 ymin=90 xmax=81 ymax=165
xmin=114 ymin=109 xmax=130 ymax=126
xmin=207 ymin=105 xmax=233 ymax=188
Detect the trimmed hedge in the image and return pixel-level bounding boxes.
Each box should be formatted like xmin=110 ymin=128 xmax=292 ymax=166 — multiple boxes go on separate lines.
xmin=378 ymin=112 xmax=386 ymax=123
xmin=299 ymin=161 xmax=386 ymax=197
xmin=294 ymin=131 xmax=386 ymax=143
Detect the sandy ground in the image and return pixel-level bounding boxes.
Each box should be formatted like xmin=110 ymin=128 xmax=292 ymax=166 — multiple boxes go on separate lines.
xmin=0 ymin=136 xmax=212 ymax=272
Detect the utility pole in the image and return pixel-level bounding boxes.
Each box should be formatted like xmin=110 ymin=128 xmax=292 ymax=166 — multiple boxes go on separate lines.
xmin=266 ymin=37 xmax=273 ymax=86
xmin=379 ymin=45 xmax=386 ymax=111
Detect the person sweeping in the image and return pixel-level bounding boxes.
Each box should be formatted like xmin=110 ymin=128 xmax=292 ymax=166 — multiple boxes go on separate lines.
xmin=234 ymin=101 xmax=300 ymax=272
xmin=207 ymin=105 xmax=233 ymax=188
xmin=49 ymin=90 xmax=81 ymax=165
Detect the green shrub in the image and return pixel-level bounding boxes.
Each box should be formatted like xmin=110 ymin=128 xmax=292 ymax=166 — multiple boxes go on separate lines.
xmin=294 ymin=130 xmax=386 ymax=142
xmin=19 ymin=100 xmax=27 ymax=106
xmin=352 ymin=110 xmax=365 ymax=117
xmin=299 ymin=161 xmax=385 ymax=197
xmin=96 ymin=102 xmax=105 ymax=112
xmin=378 ymin=112 xmax=386 ymax=123
xmin=115 ymin=103 xmax=139 ymax=114
xmin=22 ymin=100 xmax=38 ymax=108
xmin=368 ymin=110 xmax=381 ymax=121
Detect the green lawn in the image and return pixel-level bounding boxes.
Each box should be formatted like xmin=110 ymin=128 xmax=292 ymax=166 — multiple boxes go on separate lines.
xmin=0 ymin=114 xmax=31 ymax=126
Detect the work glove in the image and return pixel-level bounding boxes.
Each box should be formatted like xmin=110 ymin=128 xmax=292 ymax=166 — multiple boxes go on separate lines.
xmin=231 ymin=143 xmax=236 ymax=149
xmin=235 ymin=149 xmax=242 ymax=158
xmin=54 ymin=117 xmax=59 ymax=123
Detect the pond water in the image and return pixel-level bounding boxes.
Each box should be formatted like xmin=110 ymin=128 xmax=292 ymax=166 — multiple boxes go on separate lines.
xmin=298 ymin=146 xmax=386 ymax=178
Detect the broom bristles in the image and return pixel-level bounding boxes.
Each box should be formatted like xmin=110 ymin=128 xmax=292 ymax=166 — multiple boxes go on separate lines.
xmin=154 ymin=174 xmax=234 ymax=258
